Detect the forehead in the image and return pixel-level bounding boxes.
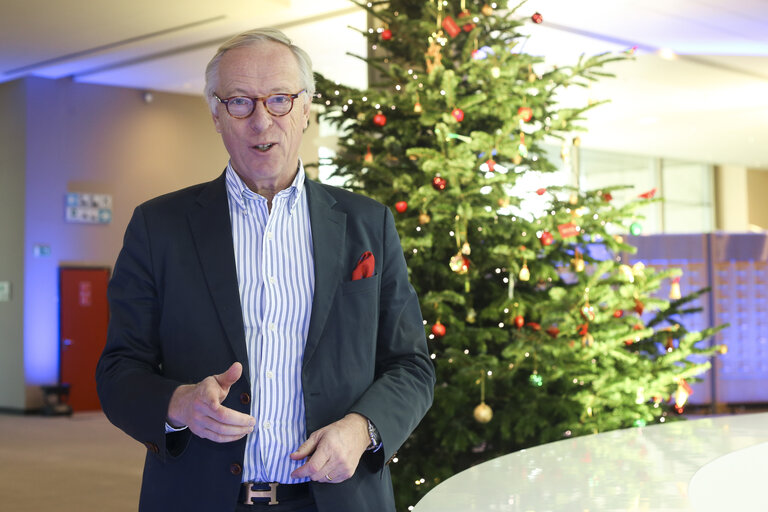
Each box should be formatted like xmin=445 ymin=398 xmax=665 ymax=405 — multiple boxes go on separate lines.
xmin=217 ymin=42 xmax=301 ymax=94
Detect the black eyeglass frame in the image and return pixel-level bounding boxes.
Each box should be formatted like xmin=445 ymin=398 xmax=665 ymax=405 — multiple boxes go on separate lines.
xmin=213 ymin=89 xmax=306 ymax=118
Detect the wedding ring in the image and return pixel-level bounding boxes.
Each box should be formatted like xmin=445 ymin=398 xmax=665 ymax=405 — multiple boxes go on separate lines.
xmin=325 ymin=474 xmax=333 ymax=481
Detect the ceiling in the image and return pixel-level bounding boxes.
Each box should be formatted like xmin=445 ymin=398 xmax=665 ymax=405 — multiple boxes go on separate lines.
xmin=2 ymin=0 xmax=767 ymax=168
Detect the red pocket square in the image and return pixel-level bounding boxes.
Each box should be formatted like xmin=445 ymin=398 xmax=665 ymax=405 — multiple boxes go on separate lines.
xmin=352 ymin=251 xmax=375 ymax=280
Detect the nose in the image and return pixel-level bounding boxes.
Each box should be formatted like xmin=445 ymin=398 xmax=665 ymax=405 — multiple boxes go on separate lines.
xmin=248 ymin=101 xmax=273 ymax=131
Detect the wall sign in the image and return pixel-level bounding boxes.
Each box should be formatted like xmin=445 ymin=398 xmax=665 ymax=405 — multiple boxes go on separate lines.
xmin=65 ymin=192 xmax=112 ymax=224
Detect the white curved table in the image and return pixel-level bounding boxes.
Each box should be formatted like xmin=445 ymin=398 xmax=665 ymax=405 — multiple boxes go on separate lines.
xmin=412 ymin=413 xmax=768 ymax=511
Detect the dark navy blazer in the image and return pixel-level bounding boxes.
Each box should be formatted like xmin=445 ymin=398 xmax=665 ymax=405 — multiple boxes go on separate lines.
xmin=96 ymin=173 xmax=435 ymax=512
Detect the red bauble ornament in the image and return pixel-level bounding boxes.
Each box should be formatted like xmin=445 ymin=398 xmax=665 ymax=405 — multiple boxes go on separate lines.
xmin=431 ymin=321 xmax=446 ymax=337
xmin=546 ymin=326 xmax=560 ymax=338
xmin=451 ymin=108 xmax=465 ymax=122
xmin=527 ymin=322 xmax=541 ymax=331
xmin=395 ymin=201 xmax=408 ymax=213
xmin=486 ymin=159 xmax=496 ymax=172
xmin=381 ymin=28 xmax=393 ymax=40
xmin=531 ymin=12 xmax=543 ymax=24
xmin=536 ymin=188 xmax=547 ymax=196
xmin=514 ymin=315 xmax=525 ymax=329
xmin=540 ymin=231 xmax=554 ymax=246
xmin=518 ymin=106 xmax=533 ymax=122
xmin=458 ymin=10 xmax=476 ymax=32
xmin=432 ymin=176 xmax=448 ymax=191
xmin=613 ymin=310 xmax=624 ymax=318
xmin=373 ymin=111 xmax=387 ymax=127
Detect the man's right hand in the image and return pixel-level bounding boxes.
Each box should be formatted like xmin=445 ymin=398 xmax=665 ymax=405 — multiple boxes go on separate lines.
xmin=167 ymin=362 xmax=255 ymax=443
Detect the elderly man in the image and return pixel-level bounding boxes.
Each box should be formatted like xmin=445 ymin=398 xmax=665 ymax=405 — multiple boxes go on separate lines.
xmin=96 ymin=28 xmax=434 ymax=512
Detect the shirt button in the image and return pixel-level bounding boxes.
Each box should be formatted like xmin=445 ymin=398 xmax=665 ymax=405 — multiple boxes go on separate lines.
xmin=267 ymin=232 xmax=273 ymax=240
xmin=266 ymin=371 xmax=274 ymax=379
xmin=269 ymin=323 xmax=276 ymax=332
xmin=263 ymin=421 xmax=272 ymax=430
xmin=269 ymin=276 xmax=277 ymax=285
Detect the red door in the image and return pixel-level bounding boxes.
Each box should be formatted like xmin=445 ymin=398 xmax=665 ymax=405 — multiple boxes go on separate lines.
xmin=59 ymin=267 xmax=110 ymax=412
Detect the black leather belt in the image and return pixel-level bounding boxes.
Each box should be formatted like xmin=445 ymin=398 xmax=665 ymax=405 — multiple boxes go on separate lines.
xmin=239 ymin=482 xmax=311 ymax=506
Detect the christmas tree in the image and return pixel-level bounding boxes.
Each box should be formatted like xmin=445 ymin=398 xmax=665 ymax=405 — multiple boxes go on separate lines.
xmin=312 ymin=1 xmax=726 ymax=509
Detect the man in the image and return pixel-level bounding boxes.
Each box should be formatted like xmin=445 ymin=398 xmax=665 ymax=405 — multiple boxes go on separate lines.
xmin=96 ymin=28 xmax=434 ymax=512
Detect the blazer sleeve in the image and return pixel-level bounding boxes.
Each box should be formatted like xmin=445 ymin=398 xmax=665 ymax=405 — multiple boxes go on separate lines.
xmin=350 ymin=206 xmax=436 ymax=465
xmin=95 ymin=205 xmax=183 ymax=459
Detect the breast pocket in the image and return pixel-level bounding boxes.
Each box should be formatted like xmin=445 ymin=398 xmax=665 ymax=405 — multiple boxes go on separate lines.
xmin=340 ymin=274 xmax=380 ymax=296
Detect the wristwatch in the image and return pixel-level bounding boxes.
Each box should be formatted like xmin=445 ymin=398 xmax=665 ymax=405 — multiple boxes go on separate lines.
xmin=366 ymin=418 xmax=381 ymax=451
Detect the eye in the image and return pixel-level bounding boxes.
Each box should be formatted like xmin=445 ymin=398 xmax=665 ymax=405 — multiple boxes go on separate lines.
xmin=229 ymin=97 xmax=252 ymax=106
xmin=269 ymin=95 xmax=291 ymax=105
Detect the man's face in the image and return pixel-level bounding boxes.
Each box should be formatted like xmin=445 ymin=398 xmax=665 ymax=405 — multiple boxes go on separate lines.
xmin=212 ymin=42 xmax=310 ymax=192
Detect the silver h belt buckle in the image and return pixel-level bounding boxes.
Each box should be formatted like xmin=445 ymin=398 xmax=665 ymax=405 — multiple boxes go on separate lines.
xmin=244 ymin=482 xmax=279 ymax=505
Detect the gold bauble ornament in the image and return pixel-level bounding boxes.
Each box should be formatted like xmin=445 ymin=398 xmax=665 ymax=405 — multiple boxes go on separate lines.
xmin=481 ymin=4 xmax=494 ymax=16
xmin=418 ymin=212 xmax=431 ymax=224
xmin=461 ymin=242 xmax=471 ymax=255
xmin=466 ymin=308 xmax=477 ymax=324
xmin=473 ymin=402 xmax=493 ymax=423
xmin=414 ymin=102 xmax=423 ymax=113
xmin=519 ymin=263 xmax=530 ymax=281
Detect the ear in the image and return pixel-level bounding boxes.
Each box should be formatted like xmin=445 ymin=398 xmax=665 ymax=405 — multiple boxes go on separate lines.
xmin=212 ymin=110 xmax=223 ymax=134
xmin=302 ymin=99 xmax=311 ymax=130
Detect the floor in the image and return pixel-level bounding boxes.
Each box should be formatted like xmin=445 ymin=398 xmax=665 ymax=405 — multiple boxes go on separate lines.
xmin=0 ymin=411 xmax=144 ymax=511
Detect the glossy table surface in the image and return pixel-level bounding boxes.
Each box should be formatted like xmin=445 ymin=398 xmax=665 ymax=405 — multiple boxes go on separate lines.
xmin=412 ymin=413 xmax=768 ymax=511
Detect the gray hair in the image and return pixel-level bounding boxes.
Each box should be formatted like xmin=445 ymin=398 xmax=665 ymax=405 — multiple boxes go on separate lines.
xmin=204 ymin=28 xmax=315 ymax=113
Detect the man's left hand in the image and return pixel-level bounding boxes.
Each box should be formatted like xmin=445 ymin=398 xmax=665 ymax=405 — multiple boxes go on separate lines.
xmin=289 ymin=413 xmax=371 ymax=483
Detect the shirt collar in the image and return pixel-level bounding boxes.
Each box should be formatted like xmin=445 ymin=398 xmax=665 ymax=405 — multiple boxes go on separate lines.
xmin=225 ymin=160 xmax=306 ymax=214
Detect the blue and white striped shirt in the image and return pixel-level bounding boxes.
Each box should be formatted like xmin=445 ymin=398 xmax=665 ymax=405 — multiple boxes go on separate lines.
xmin=225 ymin=161 xmax=315 ymax=484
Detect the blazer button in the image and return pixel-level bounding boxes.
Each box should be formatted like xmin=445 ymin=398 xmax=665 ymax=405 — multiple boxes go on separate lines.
xmin=230 ymin=463 xmax=242 ymax=476
xmin=240 ymin=392 xmax=251 ymax=405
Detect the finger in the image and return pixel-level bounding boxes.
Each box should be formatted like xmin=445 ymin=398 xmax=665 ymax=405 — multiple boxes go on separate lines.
xmin=290 ymin=435 xmax=319 ymax=461
xmin=290 ymin=449 xmax=330 ymax=480
xmin=199 ymin=426 xmax=252 ymax=443
xmin=207 ymin=404 xmax=256 ymax=428
xmin=213 ymin=362 xmax=243 ymax=391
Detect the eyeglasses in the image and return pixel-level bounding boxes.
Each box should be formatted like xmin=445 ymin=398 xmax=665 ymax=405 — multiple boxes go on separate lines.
xmin=213 ymin=90 xmax=306 ymax=118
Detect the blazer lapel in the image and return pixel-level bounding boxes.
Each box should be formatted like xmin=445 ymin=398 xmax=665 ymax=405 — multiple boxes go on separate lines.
xmin=187 ymin=173 xmax=250 ymax=378
xmin=304 ymin=180 xmax=346 ymax=366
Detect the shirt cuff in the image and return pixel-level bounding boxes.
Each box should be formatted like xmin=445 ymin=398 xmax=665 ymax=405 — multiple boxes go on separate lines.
xmin=165 ymin=422 xmax=188 ymax=433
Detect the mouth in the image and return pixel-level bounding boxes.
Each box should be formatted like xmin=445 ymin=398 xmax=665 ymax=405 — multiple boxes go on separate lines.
xmin=253 ymin=143 xmax=276 ymax=152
